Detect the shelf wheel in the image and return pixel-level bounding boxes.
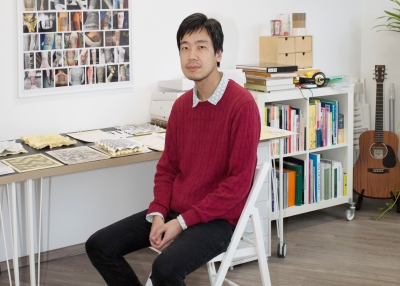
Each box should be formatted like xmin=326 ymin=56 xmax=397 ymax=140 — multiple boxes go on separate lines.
xmin=277 ymin=242 xmax=287 ymax=258
xmin=346 ymin=198 xmax=356 ymax=221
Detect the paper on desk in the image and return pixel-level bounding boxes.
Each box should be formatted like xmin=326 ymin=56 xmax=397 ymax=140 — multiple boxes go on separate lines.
xmin=0 ymin=161 xmax=15 ymax=176
xmin=260 ymin=126 xmax=296 ymax=140
xmin=0 ymin=140 xmax=28 ymax=156
xmin=67 ymin=129 xmax=122 ymax=143
xmin=1 ymin=154 xmax=63 ymax=173
xmin=133 ymin=133 xmax=165 ymax=151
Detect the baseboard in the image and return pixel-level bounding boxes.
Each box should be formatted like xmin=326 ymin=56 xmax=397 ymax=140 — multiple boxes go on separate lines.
xmin=0 ymin=243 xmax=85 ymax=272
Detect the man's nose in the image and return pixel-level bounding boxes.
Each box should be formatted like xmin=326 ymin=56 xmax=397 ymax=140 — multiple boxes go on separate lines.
xmin=188 ymin=47 xmax=198 ymax=60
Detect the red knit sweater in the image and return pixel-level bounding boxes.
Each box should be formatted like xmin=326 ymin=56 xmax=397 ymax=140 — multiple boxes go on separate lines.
xmin=148 ymin=80 xmax=261 ymax=227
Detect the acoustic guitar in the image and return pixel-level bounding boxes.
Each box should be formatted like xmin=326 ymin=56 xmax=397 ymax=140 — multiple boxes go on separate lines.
xmin=353 ymin=65 xmax=400 ymax=199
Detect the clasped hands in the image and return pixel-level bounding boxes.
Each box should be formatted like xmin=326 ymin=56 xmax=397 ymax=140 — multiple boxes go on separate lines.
xmin=150 ymin=216 xmax=182 ymax=252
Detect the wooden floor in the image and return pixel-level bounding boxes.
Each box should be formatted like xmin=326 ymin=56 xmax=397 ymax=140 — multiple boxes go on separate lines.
xmin=1 ymin=195 xmax=400 ymax=285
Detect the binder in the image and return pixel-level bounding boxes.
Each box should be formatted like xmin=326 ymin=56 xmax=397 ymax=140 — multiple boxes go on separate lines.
xmin=275 ymin=159 xmax=303 ymax=206
xmin=276 ymin=166 xmax=296 ymax=207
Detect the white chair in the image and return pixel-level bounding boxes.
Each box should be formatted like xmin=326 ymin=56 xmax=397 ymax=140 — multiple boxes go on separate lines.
xmin=146 ymin=162 xmax=272 ymax=286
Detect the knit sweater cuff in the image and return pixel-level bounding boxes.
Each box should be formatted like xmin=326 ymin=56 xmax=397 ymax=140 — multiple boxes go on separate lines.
xmin=180 ymin=209 xmax=202 ymax=228
xmin=147 ymin=202 xmax=169 ymax=220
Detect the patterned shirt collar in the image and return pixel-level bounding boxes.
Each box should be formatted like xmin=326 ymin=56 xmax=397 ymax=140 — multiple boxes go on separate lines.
xmin=192 ymin=73 xmax=228 ymax=108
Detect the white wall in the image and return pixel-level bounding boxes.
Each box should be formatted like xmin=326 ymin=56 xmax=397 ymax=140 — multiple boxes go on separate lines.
xmin=0 ymin=0 xmax=364 ymax=262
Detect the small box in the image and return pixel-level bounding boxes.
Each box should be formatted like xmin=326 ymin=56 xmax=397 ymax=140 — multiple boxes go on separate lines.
xmin=149 ymin=105 xmax=172 ymax=121
xmin=151 ymin=91 xmax=185 ymax=101
xmin=158 ymin=78 xmax=194 ymax=91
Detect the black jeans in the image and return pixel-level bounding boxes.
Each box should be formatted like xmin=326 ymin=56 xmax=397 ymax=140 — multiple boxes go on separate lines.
xmin=85 ymin=209 xmax=235 ymax=286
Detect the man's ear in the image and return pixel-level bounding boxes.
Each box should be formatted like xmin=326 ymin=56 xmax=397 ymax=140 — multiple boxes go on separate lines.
xmin=216 ymin=50 xmax=222 ymax=62
xmin=216 ymin=50 xmax=222 ymax=67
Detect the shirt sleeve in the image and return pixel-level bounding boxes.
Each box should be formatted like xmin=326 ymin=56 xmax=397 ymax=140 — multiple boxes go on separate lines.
xmin=180 ymin=100 xmax=261 ymax=227
xmin=146 ymin=212 xmax=164 ymax=223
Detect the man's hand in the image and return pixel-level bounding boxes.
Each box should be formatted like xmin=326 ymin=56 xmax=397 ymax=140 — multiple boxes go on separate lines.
xmin=150 ymin=218 xmax=183 ymax=252
xmin=149 ymin=216 xmax=165 ymax=249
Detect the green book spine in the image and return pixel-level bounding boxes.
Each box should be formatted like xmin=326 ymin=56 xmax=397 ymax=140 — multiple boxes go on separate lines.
xmin=324 ymin=168 xmax=329 ymax=200
xmin=334 ymin=168 xmax=338 ymax=198
xmin=275 ymin=160 xmax=303 ymax=206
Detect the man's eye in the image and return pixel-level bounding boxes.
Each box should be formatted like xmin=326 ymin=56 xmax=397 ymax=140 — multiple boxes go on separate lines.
xmin=199 ymin=46 xmax=205 ymax=49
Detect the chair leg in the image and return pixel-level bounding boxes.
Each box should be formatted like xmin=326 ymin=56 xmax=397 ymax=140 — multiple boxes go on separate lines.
xmin=251 ymin=210 xmax=272 ymax=286
xmin=207 ymin=261 xmax=217 ymax=284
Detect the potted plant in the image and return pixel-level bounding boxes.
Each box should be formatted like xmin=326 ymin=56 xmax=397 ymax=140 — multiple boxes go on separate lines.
xmin=373 ymin=0 xmax=400 ymax=33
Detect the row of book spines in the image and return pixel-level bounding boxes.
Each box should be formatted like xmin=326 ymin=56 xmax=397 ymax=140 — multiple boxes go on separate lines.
xmin=271 ymin=157 xmax=346 ymax=210
xmin=264 ymin=104 xmax=305 ymax=155
xmin=309 ymin=154 xmax=344 ymax=204
xmin=309 ymin=99 xmax=344 ymax=149
xmin=150 ymin=118 xmax=168 ymax=128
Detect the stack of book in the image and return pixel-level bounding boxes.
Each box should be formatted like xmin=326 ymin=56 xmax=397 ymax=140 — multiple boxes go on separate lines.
xmin=236 ymin=63 xmax=297 ymax=92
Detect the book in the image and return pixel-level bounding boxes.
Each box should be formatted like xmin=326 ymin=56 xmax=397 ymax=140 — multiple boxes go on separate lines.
xmin=284 ymin=157 xmax=306 ymax=205
xmin=309 ymin=102 xmax=316 ymax=149
xmin=309 ymin=158 xmax=314 ymax=203
xmin=236 ymin=63 xmax=298 ymax=73
xmin=245 ymin=76 xmax=294 ymax=86
xmin=309 ymin=153 xmax=321 ymax=203
xmin=318 ymin=98 xmax=339 ymax=145
xmin=244 ymin=71 xmax=298 ymax=78
xmin=244 ymin=83 xmax=295 ymax=92
xmin=343 ymin=173 xmax=347 ymax=196
xmin=320 ymin=158 xmax=342 ymax=198
xmin=338 ymin=113 xmax=344 ymax=144
xmin=276 ymin=159 xmax=303 ymax=206
xmin=320 ymin=161 xmax=332 ymax=200
xmin=276 ymin=167 xmax=296 ymax=207
xmin=273 ymin=168 xmax=288 ymax=209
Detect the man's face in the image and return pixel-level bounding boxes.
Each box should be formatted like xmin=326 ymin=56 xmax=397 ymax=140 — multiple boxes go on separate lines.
xmin=179 ymin=29 xmax=221 ymax=82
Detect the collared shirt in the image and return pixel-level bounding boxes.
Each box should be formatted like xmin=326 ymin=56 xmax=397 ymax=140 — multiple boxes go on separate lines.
xmin=147 ymin=72 xmax=229 ymax=230
xmin=192 ymin=72 xmax=228 ymax=107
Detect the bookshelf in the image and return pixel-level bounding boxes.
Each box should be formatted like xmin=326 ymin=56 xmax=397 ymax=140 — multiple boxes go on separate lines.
xmin=251 ymin=86 xmax=355 ymax=256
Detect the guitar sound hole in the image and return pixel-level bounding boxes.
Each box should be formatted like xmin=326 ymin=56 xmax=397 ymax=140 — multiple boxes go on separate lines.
xmin=370 ymin=143 xmax=388 ymax=159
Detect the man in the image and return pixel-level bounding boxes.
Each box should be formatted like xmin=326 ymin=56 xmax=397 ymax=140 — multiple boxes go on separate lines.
xmin=86 ymin=13 xmax=261 ymax=285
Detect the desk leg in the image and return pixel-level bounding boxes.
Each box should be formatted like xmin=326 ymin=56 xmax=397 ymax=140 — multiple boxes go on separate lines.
xmin=10 ymin=182 xmax=20 ymax=286
xmin=27 ymin=179 xmax=36 ymax=286
xmin=277 ymin=138 xmax=286 ymax=258
xmin=0 ymin=185 xmax=13 ymax=285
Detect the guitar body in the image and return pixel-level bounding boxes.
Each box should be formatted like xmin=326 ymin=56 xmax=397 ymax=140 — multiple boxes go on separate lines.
xmin=353 ymin=130 xmax=400 ymax=198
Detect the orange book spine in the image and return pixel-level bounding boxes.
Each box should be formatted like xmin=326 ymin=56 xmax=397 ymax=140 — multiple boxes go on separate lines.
xmin=284 ymin=168 xmax=296 ymax=207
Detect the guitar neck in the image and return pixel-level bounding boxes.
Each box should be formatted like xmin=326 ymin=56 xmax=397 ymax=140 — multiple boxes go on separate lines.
xmin=375 ymin=83 xmax=384 ymax=143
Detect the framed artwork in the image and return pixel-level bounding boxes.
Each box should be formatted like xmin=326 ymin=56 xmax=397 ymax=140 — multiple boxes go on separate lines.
xmin=18 ymin=0 xmax=132 ymax=97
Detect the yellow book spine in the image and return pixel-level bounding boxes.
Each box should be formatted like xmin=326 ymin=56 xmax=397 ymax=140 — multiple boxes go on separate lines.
xmin=309 ymin=103 xmax=316 ymax=149
xmin=343 ymin=173 xmax=347 ymax=196
xmin=264 ymin=107 xmax=268 ymax=126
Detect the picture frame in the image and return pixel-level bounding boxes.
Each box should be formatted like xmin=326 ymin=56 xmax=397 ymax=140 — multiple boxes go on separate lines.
xmin=18 ymin=0 xmax=132 ymax=97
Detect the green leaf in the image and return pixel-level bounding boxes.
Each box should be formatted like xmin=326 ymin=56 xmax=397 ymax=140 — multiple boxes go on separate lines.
xmin=378 ymin=207 xmax=384 ymax=212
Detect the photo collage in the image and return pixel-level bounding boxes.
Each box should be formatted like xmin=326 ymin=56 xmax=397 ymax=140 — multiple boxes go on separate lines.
xmin=22 ymin=0 xmax=130 ymax=91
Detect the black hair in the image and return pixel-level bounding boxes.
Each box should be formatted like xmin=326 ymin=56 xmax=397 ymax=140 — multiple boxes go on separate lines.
xmin=176 ymin=13 xmax=224 ymax=67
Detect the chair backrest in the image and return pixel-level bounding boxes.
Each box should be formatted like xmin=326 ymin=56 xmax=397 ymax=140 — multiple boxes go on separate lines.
xmin=207 ymin=161 xmax=271 ymax=286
